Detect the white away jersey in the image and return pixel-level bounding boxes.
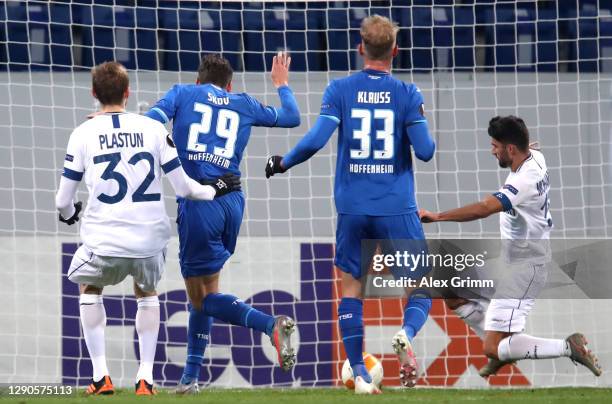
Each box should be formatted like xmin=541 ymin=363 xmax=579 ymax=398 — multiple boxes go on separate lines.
xmin=492 ymin=149 xmax=553 ymax=240
xmin=62 ymin=112 xmax=181 ymax=258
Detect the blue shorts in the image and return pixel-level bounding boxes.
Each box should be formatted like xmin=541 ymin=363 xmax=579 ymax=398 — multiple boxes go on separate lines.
xmin=335 ymin=211 xmax=427 ymax=279
xmin=177 ymin=191 xmax=245 ymax=278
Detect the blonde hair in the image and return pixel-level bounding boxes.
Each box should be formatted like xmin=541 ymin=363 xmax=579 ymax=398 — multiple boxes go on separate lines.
xmin=360 ymin=15 xmax=399 ymax=60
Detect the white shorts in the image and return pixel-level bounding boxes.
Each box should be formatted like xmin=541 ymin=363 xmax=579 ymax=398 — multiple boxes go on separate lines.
xmin=485 ymin=263 xmax=547 ymax=333
xmin=485 ymin=298 xmax=536 ymax=333
xmin=67 ymin=245 xmax=166 ymax=293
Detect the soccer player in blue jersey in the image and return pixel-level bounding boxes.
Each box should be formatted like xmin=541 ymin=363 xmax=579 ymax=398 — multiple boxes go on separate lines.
xmin=265 ymin=16 xmax=435 ymax=394
xmin=146 ymin=53 xmax=301 ymax=393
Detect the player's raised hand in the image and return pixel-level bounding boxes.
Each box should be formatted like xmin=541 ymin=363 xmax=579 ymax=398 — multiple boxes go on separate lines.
xmin=59 ymin=201 xmax=83 ymax=225
xmin=212 ymin=173 xmax=241 ymax=197
xmin=265 ymin=155 xmax=287 ymax=178
xmin=418 ymin=208 xmax=439 ymax=223
xmin=271 ymin=51 xmax=291 ymax=88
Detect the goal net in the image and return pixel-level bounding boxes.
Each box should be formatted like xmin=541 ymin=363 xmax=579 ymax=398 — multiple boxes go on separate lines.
xmin=1 ymin=0 xmax=611 ymax=389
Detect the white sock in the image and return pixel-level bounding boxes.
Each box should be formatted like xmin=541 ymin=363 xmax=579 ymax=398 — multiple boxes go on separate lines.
xmin=135 ymin=296 xmax=160 ymax=385
xmin=454 ymin=300 xmax=487 ymax=339
xmin=498 ymin=333 xmax=571 ymax=362
xmin=79 ymin=294 xmax=109 ymax=382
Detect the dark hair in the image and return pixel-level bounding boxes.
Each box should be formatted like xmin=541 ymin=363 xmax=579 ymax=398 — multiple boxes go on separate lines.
xmin=91 ymin=61 xmax=129 ymax=106
xmin=198 ymin=54 xmax=233 ymax=88
xmin=487 ymin=115 xmax=530 ymax=151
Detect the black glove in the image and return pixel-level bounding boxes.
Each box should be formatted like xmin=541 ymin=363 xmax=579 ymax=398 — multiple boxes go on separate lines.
xmin=212 ymin=173 xmax=241 ymax=197
xmin=59 ymin=201 xmax=83 ymax=225
xmin=265 ymin=155 xmax=286 ymax=178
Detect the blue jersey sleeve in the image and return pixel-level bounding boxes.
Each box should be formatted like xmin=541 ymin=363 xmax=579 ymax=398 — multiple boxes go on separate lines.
xmin=404 ymin=85 xmax=426 ymax=126
xmin=405 ymin=85 xmax=435 ymax=161
xmin=245 ymin=85 xmax=300 ymax=128
xmin=244 ymin=94 xmax=279 ymax=127
xmin=146 ymin=84 xmax=180 ymax=124
xmin=407 ymin=121 xmax=435 ymax=162
xmin=320 ymin=81 xmax=341 ymax=123
xmin=282 ymin=115 xmax=338 ymax=169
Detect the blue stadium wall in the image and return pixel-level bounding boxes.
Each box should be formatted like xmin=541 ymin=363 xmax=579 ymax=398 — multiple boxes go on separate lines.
xmin=1 ymin=0 xmax=611 ymax=73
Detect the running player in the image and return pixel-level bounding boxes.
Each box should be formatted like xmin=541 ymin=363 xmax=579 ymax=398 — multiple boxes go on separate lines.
xmin=146 ymin=53 xmax=301 ymax=393
xmin=55 ymin=62 xmax=240 ymax=395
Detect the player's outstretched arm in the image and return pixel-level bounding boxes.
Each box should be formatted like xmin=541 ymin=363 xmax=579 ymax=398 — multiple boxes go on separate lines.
xmin=55 ymin=176 xmax=82 ymax=225
xmin=270 ymin=51 xmax=300 ymax=128
xmin=165 ymin=167 xmax=241 ymax=200
xmin=420 ymin=194 xmax=503 ymax=223
xmin=265 ymin=114 xmax=338 ymax=178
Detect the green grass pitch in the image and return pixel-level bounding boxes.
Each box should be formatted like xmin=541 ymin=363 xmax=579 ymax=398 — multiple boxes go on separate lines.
xmin=1 ymin=388 xmax=611 ymax=404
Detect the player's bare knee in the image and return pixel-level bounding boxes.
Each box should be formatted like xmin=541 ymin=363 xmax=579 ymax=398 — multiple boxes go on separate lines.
xmin=483 ymin=341 xmax=500 ymax=360
xmin=445 ymin=297 xmax=469 ymax=311
xmin=183 ymin=276 xmax=207 ymax=310
xmin=339 ymin=269 xmax=363 ymax=298
xmin=80 ymin=284 xmax=102 ymax=295
xmin=202 ymin=273 xmax=220 ymax=295
xmin=133 ymin=281 xmax=156 ymax=299
xmin=483 ymin=331 xmax=510 ymax=360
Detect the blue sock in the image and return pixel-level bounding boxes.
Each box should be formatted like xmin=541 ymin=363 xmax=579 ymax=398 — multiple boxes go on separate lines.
xmin=338 ymin=297 xmax=371 ymax=383
xmin=202 ymin=293 xmax=275 ymax=336
xmin=403 ymin=290 xmax=432 ymax=342
xmin=180 ymin=307 xmax=213 ymax=385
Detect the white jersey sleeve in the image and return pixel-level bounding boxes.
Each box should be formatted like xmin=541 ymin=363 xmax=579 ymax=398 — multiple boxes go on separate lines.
xmin=492 ymin=170 xmax=536 ymax=212
xmin=158 ymin=133 xmax=181 ymax=173
xmin=158 ymin=134 xmax=218 ymax=200
xmin=62 ymin=129 xmax=87 ymax=181
xmin=493 ymin=150 xmax=553 ymax=240
xmin=55 ymin=129 xmax=87 ymax=218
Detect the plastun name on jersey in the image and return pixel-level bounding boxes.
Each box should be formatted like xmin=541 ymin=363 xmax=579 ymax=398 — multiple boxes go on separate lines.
xmin=357 ymin=91 xmax=391 ymax=104
xmin=208 ymin=93 xmax=229 ymax=106
xmin=99 ymin=133 xmax=144 ymax=150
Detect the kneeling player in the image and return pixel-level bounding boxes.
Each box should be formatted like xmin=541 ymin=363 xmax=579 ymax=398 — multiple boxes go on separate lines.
xmin=420 ymin=116 xmax=602 ymax=378
xmin=55 ymin=62 xmax=240 ymax=395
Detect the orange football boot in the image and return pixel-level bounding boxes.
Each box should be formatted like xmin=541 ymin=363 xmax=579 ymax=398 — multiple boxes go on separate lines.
xmin=135 ymin=379 xmax=157 ymax=395
xmin=85 ymin=375 xmax=114 ymax=395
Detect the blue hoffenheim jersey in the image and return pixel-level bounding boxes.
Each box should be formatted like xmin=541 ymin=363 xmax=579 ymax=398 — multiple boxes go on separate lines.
xmin=147 ymin=83 xmax=279 ymax=180
xmin=321 ymin=69 xmax=428 ymax=216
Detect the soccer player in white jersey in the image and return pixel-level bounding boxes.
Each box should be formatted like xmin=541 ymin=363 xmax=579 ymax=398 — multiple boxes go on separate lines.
xmin=420 ymin=116 xmax=602 ymax=378
xmin=55 ymin=62 xmax=241 ymax=396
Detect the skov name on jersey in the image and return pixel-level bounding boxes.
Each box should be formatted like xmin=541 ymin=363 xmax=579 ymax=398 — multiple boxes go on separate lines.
xmin=208 ymin=92 xmax=229 ymax=106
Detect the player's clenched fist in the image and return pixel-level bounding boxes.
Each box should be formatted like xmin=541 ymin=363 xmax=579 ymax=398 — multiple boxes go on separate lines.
xmin=59 ymin=201 xmax=83 ymax=225
xmin=418 ymin=208 xmax=439 ymax=223
xmin=211 ymin=173 xmax=241 ymax=197
xmin=265 ymin=155 xmax=286 ymax=178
